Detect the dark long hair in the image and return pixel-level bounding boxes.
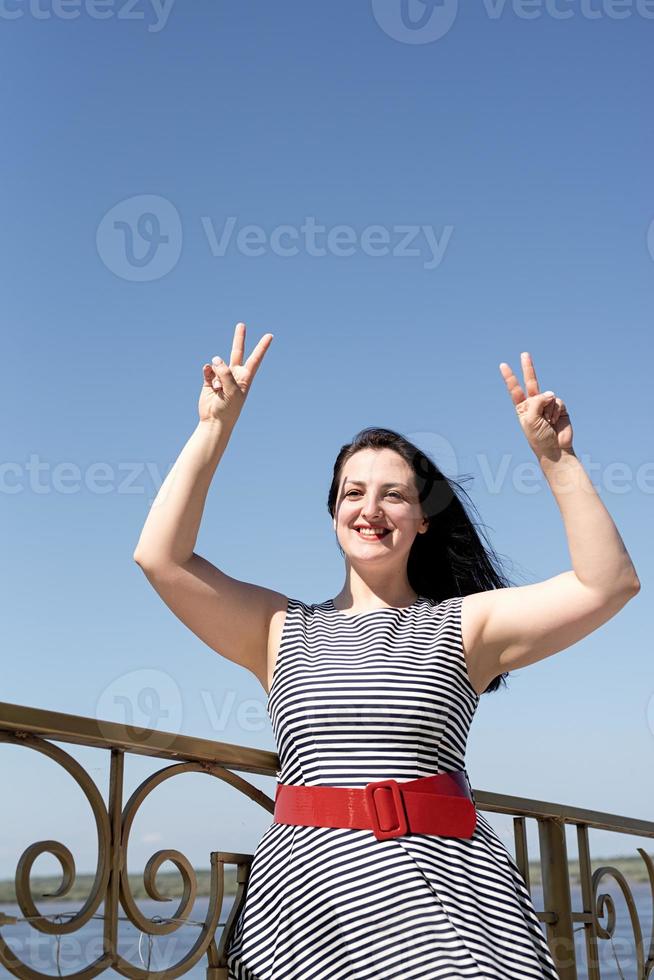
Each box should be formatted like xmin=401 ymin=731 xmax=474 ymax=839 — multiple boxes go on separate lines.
xmin=326 ymin=426 xmax=512 ymax=695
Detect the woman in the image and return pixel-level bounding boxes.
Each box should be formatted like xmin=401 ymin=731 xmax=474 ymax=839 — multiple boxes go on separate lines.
xmin=133 ymin=322 xmax=640 ymax=979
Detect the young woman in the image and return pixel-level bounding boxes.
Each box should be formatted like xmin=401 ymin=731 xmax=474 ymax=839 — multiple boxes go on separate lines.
xmin=133 ymin=322 xmax=640 ymax=979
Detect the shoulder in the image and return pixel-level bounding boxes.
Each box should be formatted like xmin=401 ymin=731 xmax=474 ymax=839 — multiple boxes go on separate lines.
xmin=427 ymin=594 xmax=467 ymax=635
xmin=423 ymin=594 xmax=465 ymax=621
xmin=458 ymin=590 xmax=496 ymax=649
xmin=265 ymin=596 xmax=327 ymax=690
xmin=459 ymin=592 xmax=503 ymax=696
xmin=267 ymin=596 xmax=306 ymax=648
xmin=418 ymin=595 xmax=487 ymax=697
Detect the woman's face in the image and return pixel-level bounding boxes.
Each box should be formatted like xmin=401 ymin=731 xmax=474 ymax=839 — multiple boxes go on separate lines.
xmin=333 ymin=447 xmax=428 ymax=564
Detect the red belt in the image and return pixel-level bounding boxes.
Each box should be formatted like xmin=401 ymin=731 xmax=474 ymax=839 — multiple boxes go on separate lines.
xmin=273 ymin=771 xmax=477 ymax=841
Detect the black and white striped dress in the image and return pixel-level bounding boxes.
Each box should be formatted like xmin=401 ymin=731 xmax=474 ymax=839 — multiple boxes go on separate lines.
xmin=226 ymin=594 xmax=560 ymax=979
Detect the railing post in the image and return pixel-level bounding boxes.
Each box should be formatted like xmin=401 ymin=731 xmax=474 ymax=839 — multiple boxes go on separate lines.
xmin=538 ymin=816 xmax=578 ymax=979
xmin=104 ymin=748 xmax=123 ymax=963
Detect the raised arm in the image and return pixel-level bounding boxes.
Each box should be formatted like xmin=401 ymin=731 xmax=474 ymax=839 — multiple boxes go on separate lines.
xmin=133 ymin=323 xmax=287 ymax=685
xmin=462 ymin=352 xmax=640 ymax=694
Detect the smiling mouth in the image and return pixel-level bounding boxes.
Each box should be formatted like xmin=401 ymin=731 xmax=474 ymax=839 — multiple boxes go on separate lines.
xmin=353 ymin=528 xmax=391 ymax=538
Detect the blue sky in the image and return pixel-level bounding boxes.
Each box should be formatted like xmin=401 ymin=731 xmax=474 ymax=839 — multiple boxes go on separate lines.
xmin=2 ymin=0 xmax=653 ymax=882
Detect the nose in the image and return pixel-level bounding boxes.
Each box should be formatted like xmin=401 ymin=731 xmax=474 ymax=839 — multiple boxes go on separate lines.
xmin=362 ymin=497 xmax=383 ymax=521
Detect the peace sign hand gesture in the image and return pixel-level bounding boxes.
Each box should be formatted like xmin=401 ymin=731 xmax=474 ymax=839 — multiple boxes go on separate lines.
xmin=499 ymin=352 xmax=573 ymax=461
xmin=199 ymin=322 xmax=273 ymax=425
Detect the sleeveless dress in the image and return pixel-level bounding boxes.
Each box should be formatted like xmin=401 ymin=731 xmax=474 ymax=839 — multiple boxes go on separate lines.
xmin=225 ymin=594 xmax=560 ymax=980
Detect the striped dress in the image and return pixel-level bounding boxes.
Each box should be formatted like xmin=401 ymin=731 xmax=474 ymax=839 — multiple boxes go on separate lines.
xmin=226 ymin=594 xmax=560 ymax=979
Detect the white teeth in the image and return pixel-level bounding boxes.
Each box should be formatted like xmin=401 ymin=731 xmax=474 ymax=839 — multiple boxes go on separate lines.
xmin=356 ymin=528 xmax=389 ymax=536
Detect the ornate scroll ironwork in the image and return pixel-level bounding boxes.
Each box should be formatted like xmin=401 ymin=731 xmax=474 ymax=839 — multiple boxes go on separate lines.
xmin=1 ymin=700 xmax=654 ymax=979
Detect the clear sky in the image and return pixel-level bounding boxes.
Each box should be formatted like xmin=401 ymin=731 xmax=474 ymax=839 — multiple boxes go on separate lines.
xmin=2 ymin=1 xmax=653 ymax=881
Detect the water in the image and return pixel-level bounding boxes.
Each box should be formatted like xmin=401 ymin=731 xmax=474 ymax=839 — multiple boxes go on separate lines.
xmin=0 ymin=884 xmax=651 ymax=978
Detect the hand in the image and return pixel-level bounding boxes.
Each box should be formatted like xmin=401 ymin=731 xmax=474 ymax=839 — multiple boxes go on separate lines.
xmin=499 ymin=352 xmax=573 ymax=460
xmin=199 ymin=322 xmax=273 ymax=425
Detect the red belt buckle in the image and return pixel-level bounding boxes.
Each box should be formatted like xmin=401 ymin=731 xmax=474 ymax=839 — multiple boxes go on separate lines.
xmin=364 ymin=778 xmax=409 ymax=840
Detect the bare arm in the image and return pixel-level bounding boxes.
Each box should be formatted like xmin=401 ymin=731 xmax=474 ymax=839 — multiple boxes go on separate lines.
xmin=133 ymin=418 xmax=231 ymax=567
xmin=133 ymin=323 xmax=284 ymax=681
xmin=537 ymin=449 xmax=639 ymax=595
xmin=464 ymin=354 xmax=640 ymax=691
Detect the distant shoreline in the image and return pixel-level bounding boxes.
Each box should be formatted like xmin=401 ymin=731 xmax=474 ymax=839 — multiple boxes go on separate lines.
xmin=0 ymin=856 xmax=649 ymax=903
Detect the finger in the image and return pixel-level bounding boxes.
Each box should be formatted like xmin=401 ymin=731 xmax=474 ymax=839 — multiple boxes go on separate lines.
xmin=230 ymin=321 xmax=246 ymax=368
xmin=552 ymin=398 xmax=568 ymax=425
xmin=540 ymin=391 xmax=556 ymax=421
xmin=549 ymin=397 xmax=562 ymax=425
xmin=203 ymin=364 xmax=220 ymax=388
xmin=211 ymin=356 xmax=237 ymax=394
xmin=520 ymin=352 xmax=541 ymax=398
xmin=244 ymin=332 xmax=274 ymax=380
xmin=205 ymin=363 xmax=223 ymax=390
xmin=206 ymin=358 xmax=224 ymax=390
xmin=498 ymin=361 xmax=526 ymax=407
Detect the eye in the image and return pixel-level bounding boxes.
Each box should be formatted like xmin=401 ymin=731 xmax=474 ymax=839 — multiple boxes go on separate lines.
xmin=344 ymin=489 xmax=402 ymax=498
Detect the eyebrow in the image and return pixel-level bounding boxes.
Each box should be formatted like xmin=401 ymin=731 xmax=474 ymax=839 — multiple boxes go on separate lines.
xmin=342 ymin=479 xmax=411 ymax=491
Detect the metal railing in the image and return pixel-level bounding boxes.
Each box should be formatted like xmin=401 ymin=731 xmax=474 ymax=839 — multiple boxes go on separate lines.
xmin=0 ymin=701 xmax=652 ymax=979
